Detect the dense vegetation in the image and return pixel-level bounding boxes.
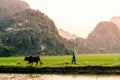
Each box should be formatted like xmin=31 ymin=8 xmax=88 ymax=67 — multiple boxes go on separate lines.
xmin=0 ymin=9 xmax=72 ymax=56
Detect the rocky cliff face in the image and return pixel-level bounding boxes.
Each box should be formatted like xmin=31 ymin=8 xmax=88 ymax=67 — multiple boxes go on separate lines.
xmin=86 ymin=22 xmax=120 ymax=53
xmin=75 ymin=21 xmax=120 ymax=53
xmin=0 ymin=0 xmax=71 ymax=56
xmin=0 ymin=0 xmax=29 ymax=21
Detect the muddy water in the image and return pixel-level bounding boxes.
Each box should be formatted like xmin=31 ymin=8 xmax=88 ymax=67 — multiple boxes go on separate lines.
xmin=0 ymin=74 xmax=120 ymax=80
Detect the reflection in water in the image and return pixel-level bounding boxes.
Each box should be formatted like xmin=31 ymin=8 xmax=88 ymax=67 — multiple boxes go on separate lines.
xmin=0 ymin=74 xmax=120 ymax=80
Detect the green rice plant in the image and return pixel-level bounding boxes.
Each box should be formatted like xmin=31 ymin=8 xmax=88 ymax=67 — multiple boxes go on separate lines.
xmin=0 ymin=54 xmax=120 ymax=67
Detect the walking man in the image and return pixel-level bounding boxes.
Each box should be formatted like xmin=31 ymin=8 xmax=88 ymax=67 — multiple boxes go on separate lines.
xmin=71 ymin=52 xmax=76 ymax=64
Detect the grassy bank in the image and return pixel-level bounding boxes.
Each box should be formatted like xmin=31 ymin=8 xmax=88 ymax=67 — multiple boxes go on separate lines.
xmin=0 ymin=54 xmax=120 ymax=67
xmin=0 ymin=54 xmax=120 ymax=74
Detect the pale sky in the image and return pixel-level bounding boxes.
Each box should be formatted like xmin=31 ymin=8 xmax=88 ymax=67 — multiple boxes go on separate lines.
xmin=23 ymin=0 xmax=120 ymax=38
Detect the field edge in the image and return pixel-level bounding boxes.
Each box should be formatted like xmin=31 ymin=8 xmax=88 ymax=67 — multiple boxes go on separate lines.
xmin=0 ymin=65 xmax=120 ymax=74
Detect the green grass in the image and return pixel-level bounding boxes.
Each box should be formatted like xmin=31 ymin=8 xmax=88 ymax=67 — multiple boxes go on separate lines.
xmin=0 ymin=54 xmax=120 ymax=67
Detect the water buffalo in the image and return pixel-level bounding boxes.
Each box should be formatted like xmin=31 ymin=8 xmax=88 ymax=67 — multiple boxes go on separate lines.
xmin=24 ymin=56 xmax=42 ymax=65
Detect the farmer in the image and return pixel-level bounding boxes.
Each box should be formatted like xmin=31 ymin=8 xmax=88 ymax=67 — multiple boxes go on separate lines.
xmin=39 ymin=47 xmax=42 ymax=55
xmin=71 ymin=52 xmax=76 ymax=64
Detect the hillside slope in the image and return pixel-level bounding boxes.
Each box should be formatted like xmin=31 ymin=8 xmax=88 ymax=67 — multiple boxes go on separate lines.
xmin=0 ymin=0 xmax=71 ymax=56
xmin=75 ymin=21 xmax=120 ymax=53
xmin=0 ymin=0 xmax=29 ymax=21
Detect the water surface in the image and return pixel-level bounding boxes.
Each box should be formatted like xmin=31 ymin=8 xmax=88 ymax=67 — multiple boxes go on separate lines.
xmin=0 ymin=74 xmax=120 ymax=80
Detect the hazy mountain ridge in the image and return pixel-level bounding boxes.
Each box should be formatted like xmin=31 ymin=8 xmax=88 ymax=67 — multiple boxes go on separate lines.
xmin=86 ymin=21 xmax=120 ymax=53
xmin=60 ymin=20 xmax=120 ymax=54
xmin=58 ymin=29 xmax=78 ymax=40
xmin=75 ymin=21 xmax=120 ymax=53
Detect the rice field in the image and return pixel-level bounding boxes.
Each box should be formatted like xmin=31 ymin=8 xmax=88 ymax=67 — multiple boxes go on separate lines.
xmin=0 ymin=54 xmax=120 ymax=67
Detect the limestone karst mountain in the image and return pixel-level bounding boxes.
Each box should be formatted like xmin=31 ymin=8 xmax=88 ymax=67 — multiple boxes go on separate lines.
xmin=0 ymin=0 xmax=71 ymax=56
xmin=75 ymin=21 xmax=120 ymax=53
xmin=86 ymin=21 xmax=120 ymax=53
